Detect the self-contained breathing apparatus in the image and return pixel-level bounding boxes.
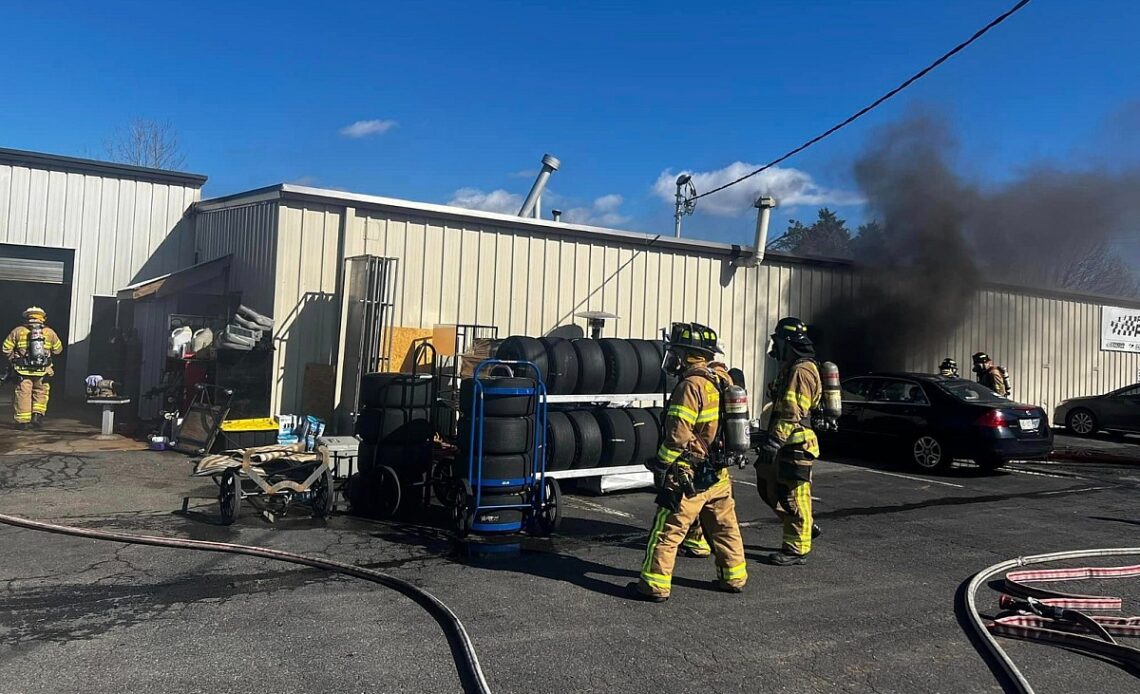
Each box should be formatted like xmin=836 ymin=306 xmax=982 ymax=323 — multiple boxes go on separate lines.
xmin=23 ymin=323 xmax=50 ymax=370
xmin=653 ymin=322 xmax=754 ymax=511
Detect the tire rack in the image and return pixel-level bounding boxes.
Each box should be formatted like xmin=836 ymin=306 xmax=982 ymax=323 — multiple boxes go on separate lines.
xmin=542 ymin=392 xmax=665 ymax=493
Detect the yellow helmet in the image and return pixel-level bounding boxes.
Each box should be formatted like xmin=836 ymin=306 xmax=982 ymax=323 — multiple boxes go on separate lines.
xmin=23 ymin=306 xmax=46 ymax=323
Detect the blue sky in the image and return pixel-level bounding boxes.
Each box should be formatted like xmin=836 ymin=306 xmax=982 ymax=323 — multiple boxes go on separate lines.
xmin=3 ymin=0 xmax=1138 ymax=246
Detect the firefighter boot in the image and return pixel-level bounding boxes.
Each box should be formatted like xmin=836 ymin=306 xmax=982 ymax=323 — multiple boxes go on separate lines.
xmin=764 ymin=549 xmax=807 ymax=566
xmin=812 ymin=523 xmax=821 ymax=539
xmin=30 ymin=413 xmax=44 ymax=429
xmin=626 ymin=582 xmax=668 ymax=603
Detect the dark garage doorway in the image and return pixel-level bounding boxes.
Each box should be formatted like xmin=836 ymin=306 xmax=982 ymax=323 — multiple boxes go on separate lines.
xmin=0 ymin=244 xmax=74 ymax=400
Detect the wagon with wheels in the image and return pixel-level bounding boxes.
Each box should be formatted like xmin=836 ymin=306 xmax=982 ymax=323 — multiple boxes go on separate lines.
xmin=194 ymin=441 xmax=335 ymax=525
xmin=448 ymin=359 xmax=562 ymax=537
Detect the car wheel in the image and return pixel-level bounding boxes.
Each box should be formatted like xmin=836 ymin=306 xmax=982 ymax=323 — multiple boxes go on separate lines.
xmin=911 ymin=434 xmax=950 ymax=472
xmin=1066 ymin=409 xmax=1097 ymax=437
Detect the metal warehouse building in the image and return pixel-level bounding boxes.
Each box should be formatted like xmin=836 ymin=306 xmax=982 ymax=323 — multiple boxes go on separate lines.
xmin=0 ymin=148 xmax=204 ymax=393
xmin=192 ymin=183 xmax=1140 ymax=429
xmin=3 ymin=146 xmax=1139 ymax=428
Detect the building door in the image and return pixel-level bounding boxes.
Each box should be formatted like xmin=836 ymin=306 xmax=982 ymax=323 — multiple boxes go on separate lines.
xmin=0 ymin=243 xmax=74 ymax=398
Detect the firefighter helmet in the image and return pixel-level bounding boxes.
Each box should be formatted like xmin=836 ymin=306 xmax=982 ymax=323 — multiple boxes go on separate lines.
xmin=972 ymin=352 xmax=991 ymax=364
xmin=23 ymin=306 xmax=46 ymax=323
xmin=667 ymin=322 xmax=723 ymax=357
xmin=939 ymin=358 xmax=958 ymax=376
xmin=772 ymin=316 xmax=812 ymax=345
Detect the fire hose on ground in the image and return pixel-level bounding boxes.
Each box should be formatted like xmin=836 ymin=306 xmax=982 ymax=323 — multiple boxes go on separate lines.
xmin=0 ymin=513 xmax=493 ymax=694
xmin=963 ymin=547 xmax=1140 ymax=693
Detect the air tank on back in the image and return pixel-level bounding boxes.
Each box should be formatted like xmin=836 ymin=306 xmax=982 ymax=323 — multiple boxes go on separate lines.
xmin=817 ymin=361 xmax=842 ymax=431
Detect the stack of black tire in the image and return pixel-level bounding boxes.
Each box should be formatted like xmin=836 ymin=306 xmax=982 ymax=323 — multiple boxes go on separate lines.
xmin=496 ymin=335 xmax=675 ymax=472
xmin=456 ymin=375 xmax=538 ymax=528
xmin=349 ymin=373 xmax=435 ymax=517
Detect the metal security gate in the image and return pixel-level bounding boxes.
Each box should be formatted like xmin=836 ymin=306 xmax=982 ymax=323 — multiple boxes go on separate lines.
xmin=337 ymin=255 xmax=398 ymax=433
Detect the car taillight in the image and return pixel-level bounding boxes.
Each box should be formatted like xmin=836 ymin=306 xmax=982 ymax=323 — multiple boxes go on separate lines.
xmin=977 ymin=410 xmax=1010 ymax=428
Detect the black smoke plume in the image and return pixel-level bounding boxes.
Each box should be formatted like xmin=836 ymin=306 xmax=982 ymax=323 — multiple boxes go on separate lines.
xmin=812 ymin=112 xmax=1140 ymax=375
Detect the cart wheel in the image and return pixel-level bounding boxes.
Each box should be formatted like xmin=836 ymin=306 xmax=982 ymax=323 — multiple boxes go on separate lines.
xmin=450 ymin=480 xmax=473 ymax=537
xmin=431 ymin=459 xmax=455 ymax=507
xmin=375 ymin=464 xmax=402 ymax=519
xmin=311 ymin=466 xmax=335 ymax=519
xmin=533 ymin=477 xmax=562 ymax=536
xmin=218 ymin=470 xmax=241 ymax=525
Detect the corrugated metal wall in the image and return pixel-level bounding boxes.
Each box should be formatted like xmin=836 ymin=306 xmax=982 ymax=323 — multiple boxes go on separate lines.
xmin=194 ymin=201 xmax=279 ymax=315
xmin=0 ymin=162 xmax=200 ymax=389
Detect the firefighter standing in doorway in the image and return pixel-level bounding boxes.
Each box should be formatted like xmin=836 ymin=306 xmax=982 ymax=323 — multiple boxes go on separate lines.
xmin=2 ymin=307 xmax=63 ymax=430
xmin=756 ymin=317 xmax=822 ymax=566
xmin=631 ymin=322 xmax=747 ymax=602
xmin=972 ymin=352 xmax=1011 ymax=397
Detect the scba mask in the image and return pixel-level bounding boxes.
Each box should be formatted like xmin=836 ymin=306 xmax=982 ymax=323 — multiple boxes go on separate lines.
xmin=662 ymin=348 xmax=685 ymax=376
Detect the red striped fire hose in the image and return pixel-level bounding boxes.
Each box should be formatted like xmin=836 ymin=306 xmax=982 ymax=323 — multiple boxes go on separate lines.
xmin=964 ymin=548 xmax=1140 ymax=693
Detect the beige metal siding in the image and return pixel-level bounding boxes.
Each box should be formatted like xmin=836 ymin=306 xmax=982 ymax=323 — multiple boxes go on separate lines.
xmin=194 ymin=201 xmax=279 ymax=315
xmin=0 ymin=162 xmax=200 ymax=389
xmin=273 ymin=203 xmax=344 ymax=414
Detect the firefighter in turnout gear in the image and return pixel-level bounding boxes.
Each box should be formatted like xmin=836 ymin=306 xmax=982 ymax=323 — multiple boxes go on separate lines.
xmin=939 ymin=358 xmax=959 ymax=378
xmin=972 ymin=352 xmax=1010 ymax=397
xmin=756 ymin=316 xmax=822 ymax=566
xmin=631 ymin=322 xmax=747 ymax=602
xmin=2 ymin=307 xmax=63 ymax=429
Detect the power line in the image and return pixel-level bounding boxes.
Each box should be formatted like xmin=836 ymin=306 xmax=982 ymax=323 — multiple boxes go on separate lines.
xmin=692 ymin=0 xmax=1033 ymax=202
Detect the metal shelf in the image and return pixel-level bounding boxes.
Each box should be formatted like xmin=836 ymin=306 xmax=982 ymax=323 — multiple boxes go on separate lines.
xmin=545 ymin=393 xmax=665 ymax=405
xmin=539 ymin=464 xmax=651 ymax=480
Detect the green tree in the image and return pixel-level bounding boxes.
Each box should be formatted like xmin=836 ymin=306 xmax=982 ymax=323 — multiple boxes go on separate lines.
xmin=850 ymin=220 xmax=887 ymax=262
xmin=767 ymin=208 xmax=853 ymax=259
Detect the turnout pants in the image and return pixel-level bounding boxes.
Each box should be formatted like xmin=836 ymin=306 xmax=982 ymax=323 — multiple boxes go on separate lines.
xmin=756 ymin=454 xmax=813 ymax=555
xmin=13 ymin=376 xmax=49 ymax=424
xmin=638 ymin=479 xmax=747 ymax=599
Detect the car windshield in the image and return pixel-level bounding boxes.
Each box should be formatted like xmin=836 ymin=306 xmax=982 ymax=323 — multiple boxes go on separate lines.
xmin=936 ymin=380 xmax=1009 ymax=404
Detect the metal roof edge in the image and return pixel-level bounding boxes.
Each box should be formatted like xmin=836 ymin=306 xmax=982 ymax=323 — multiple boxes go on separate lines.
xmin=194 ymin=184 xmax=285 ymax=212
xmin=0 ymin=147 xmax=208 ymax=187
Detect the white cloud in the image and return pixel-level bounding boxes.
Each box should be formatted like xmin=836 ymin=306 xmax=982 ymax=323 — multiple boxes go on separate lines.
xmin=447 ymin=187 xmax=523 ymax=214
xmin=289 ymin=175 xmax=320 ymax=186
xmin=510 ymin=169 xmax=538 ymax=178
xmin=339 ymin=119 xmax=398 ymax=138
xmin=563 ymin=194 xmax=630 ymax=226
xmin=652 ymin=162 xmax=863 ymax=217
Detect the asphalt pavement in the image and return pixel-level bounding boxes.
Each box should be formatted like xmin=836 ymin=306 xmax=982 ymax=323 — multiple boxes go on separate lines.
xmin=2 ymin=438 xmax=1140 ymax=693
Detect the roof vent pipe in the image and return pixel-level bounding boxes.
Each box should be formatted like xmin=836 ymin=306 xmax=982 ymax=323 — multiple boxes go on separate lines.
xmin=551 ymin=209 xmax=562 ymax=222
xmin=518 ymin=154 xmax=560 ymax=218
xmin=738 ymin=195 xmax=776 ymax=267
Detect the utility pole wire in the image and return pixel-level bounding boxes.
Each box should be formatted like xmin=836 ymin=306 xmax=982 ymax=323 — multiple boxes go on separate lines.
xmin=693 ymin=0 xmax=1033 ymax=202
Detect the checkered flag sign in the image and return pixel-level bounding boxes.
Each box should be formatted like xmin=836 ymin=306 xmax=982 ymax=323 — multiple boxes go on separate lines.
xmin=1102 ymin=307 xmax=1140 ymax=353
xmin=1110 ymin=314 xmax=1140 ymax=338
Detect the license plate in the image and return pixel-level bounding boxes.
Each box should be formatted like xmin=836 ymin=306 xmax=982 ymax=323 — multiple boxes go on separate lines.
xmin=1018 ymin=418 xmax=1040 ymax=431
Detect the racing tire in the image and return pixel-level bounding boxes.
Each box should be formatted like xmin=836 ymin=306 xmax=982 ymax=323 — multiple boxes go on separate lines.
xmin=652 ymin=340 xmax=678 ymax=393
xmin=628 ymin=339 xmax=663 ymax=394
xmin=546 ymin=411 xmax=577 ymax=472
xmin=571 ymin=339 xmax=606 ymax=395
xmin=360 ymin=373 xmax=433 ymax=408
xmin=460 ymin=376 xmax=536 ymax=417
xmin=594 ymin=408 xmax=637 ymax=467
xmin=470 ymin=454 xmax=529 ymax=490
xmin=625 ymin=408 xmax=660 ymax=467
xmin=909 ymin=433 xmax=951 ymax=473
xmin=599 ymin=338 xmax=639 ymax=394
xmin=1065 ymin=408 xmax=1098 ymax=437
xmin=355 ymin=408 xmax=433 ymax=445
xmin=541 ymin=336 xmax=580 ymax=395
xmin=472 ymin=490 xmax=526 ymax=531
xmin=496 ymin=336 xmax=549 ymax=382
xmin=566 ymin=409 xmax=603 ymax=469
xmin=458 ymin=416 xmax=535 ymax=456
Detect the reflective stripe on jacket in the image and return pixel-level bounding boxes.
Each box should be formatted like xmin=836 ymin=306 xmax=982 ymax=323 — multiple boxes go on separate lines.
xmin=768 ymin=359 xmax=822 ymax=458
xmin=657 ymin=362 xmax=732 ymax=484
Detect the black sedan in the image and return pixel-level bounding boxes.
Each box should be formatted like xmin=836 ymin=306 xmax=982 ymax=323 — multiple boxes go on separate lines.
xmin=825 ymin=373 xmax=1053 ymax=472
xmin=1054 ymin=383 xmax=1140 ymax=436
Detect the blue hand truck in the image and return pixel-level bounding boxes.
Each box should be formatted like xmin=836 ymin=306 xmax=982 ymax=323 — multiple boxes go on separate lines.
xmin=449 ymin=359 xmax=561 ymax=536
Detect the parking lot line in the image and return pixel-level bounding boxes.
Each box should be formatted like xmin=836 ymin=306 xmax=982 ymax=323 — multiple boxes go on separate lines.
xmin=562 ymin=496 xmax=636 ymax=520
xmin=834 ymin=464 xmax=965 ymax=488
xmin=1038 ymin=486 xmax=1114 ymax=496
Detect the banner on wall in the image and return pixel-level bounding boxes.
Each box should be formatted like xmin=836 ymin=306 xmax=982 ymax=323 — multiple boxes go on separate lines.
xmin=1101 ymin=306 xmax=1140 ymax=353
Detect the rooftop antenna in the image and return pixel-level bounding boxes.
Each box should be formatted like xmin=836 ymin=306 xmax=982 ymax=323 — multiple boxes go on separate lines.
xmin=674 ymin=174 xmax=697 ymax=238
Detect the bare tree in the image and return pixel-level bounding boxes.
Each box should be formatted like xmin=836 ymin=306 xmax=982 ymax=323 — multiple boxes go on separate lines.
xmin=105 ymin=118 xmax=186 ymax=170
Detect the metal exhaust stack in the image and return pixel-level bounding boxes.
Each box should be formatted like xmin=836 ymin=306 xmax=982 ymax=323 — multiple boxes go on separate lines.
xmin=738 ymin=196 xmax=777 ymax=267
xmin=518 ymin=154 xmax=560 ymax=219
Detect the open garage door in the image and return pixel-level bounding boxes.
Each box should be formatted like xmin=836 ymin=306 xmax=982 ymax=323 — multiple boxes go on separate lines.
xmin=0 ymin=244 xmax=74 ymax=398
